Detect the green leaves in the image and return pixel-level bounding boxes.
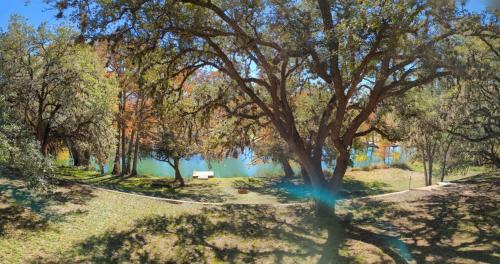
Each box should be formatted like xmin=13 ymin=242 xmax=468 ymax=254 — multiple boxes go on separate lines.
xmin=0 ymin=15 xmax=119 ymax=180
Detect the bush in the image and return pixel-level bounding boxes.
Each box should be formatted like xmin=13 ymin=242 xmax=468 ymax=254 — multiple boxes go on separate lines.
xmin=0 ymin=100 xmax=53 ymax=190
xmin=361 ymin=166 xmax=372 ymax=171
xmin=356 ymin=164 xmax=389 ymax=171
xmin=374 ymin=164 xmax=389 ymax=169
xmin=390 ymin=163 xmax=413 ymax=171
xmin=5 ymin=137 xmax=54 ymax=190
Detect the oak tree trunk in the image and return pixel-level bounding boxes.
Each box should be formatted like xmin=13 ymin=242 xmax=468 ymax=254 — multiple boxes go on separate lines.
xmin=40 ymin=140 xmax=49 ymax=157
xmin=300 ymin=164 xmax=311 ymax=185
xmin=280 ymin=156 xmax=294 ymax=180
xmin=298 ymin=156 xmax=332 ymax=217
xmin=68 ymin=139 xmax=90 ymax=167
xmin=332 ymin=148 xmax=350 ymax=190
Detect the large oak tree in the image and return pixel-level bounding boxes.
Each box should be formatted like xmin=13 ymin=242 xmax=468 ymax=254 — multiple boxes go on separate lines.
xmin=52 ymin=0 xmax=492 ymax=213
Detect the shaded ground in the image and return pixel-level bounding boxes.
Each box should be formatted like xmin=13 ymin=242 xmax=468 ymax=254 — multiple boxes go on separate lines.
xmin=339 ymin=171 xmax=500 ymax=263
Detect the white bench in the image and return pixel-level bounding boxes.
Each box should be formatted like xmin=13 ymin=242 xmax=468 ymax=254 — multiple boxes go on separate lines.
xmin=192 ymin=171 xmax=214 ymax=179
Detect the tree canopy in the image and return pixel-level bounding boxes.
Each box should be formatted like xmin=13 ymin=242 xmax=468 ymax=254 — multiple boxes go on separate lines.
xmin=49 ymin=0 xmax=499 ymax=214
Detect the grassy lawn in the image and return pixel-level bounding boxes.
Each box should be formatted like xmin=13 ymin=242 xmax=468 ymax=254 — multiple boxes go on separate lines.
xmin=53 ymin=164 xmax=485 ymax=205
xmin=0 ymin=171 xmax=394 ymax=263
xmin=0 ymin=167 xmax=498 ymax=263
xmin=344 ymin=165 xmax=484 ymax=195
xmin=55 ymin=166 xmax=306 ymax=204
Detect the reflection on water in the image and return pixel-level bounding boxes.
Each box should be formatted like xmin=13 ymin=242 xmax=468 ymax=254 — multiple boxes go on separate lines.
xmin=57 ymin=147 xmax=410 ymax=178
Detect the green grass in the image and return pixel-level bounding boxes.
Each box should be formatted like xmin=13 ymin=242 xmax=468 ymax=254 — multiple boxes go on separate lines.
xmin=53 ymin=164 xmax=490 ymax=205
xmin=55 ymin=166 xmax=307 ymax=204
xmin=406 ymin=161 xmax=488 ymax=177
xmin=345 ymin=164 xmax=488 ymax=193
xmin=0 ymin=176 xmax=204 ymax=262
xmin=0 ymin=174 xmax=393 ymax=263
xmin=0 ymin=167 xmax=498 ymax=263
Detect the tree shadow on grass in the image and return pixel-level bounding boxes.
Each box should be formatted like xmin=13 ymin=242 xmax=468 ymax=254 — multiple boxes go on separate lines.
xmin=0 ymin=195 xmax=49 ymax=236
xmin=232 ymin=177 xmax=392 ymax=204
xmin=0 ymin=178 xmax=95 ymax=237
xmin=341 ymin=179 xmax=392 ymax=197
xmin=36 ymin=203 xmax=417 ymax=263
xmin=349 ymin=171 xmax=500 ymax=263
xmin=39 ymin=204 xmax=368 ymax=263
xmin=57 ymin=168 xmax=234 ymax=203
xmin=94 ymin=180 xmax=233 ymax=203
xmin=232 ymin=178 xmax=311 ymax=203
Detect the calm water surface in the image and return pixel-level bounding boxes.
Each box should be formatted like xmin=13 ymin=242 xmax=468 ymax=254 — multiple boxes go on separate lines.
xmin=58 ymin=147 xmax=410 ymax=178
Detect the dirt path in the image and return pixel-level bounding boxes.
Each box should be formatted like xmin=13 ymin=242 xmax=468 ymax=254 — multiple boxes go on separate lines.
xmin=67 ymin=178 xmax=451 ymax=207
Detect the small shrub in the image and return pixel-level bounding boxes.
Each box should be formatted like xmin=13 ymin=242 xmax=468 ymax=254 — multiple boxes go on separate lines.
xmin=390 ymin=163 xmax=413 ymax=171
xmin=354 ymin=153 xmax=368 ymax=163
xmin=374 ymin=164 xmax=389 ymax=169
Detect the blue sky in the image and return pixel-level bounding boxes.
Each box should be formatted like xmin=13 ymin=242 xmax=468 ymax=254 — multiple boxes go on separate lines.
xmin=0 ymin=0 xmax=60 ymax=30
xmin=0 ymin=0 xmax=494 ymax=30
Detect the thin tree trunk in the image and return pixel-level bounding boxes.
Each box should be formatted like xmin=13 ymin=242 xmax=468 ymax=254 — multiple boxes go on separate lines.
xmin=492 ymin=155 xmax=500 ymax=168
xmin=112 ymin=124 xmax=121 ymax=175
xmin=125 ymin=128 xmax=136 ymax=175
xmin=83 ymin=150 xmax=91 ymax=167
xmin=126 ymin=95 xmax=143 ymax=175
xmin=120 ymin=91 xmax=127 ymax=175
xmin=173 ymin=158 xmax=184 ymax=187
xmin=121 ymin=126 xmax=127 ymax=175
xmin=422 ymin=155 xmax=428 ymax=186
xmin=131 ymin=128 xmax=140 ymax=176
xmin=37 ymin=110 xmax=50 ymax=156
xmin=428 ymin=155 xmax=433 ymax=186
xmin=38 ymin=120 xmax=51 ymax=156
xmin=440 ymin=141 xmax=451 ymax=182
